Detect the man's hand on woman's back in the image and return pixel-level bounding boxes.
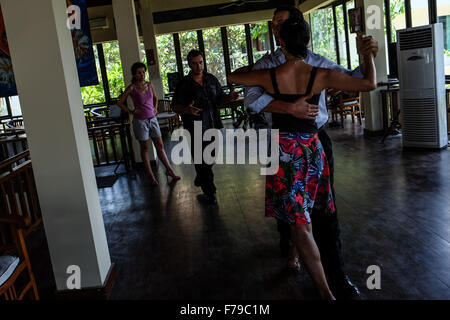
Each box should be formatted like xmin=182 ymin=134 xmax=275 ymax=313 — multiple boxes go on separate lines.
xmin=289 ymin=94 xmax=319 ymax=120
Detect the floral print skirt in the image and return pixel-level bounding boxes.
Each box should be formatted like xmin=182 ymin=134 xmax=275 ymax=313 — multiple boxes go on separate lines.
xmin=265 ymin=132 xmax=335 ymax=226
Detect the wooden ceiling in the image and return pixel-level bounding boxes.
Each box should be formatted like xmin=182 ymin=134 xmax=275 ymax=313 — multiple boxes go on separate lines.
xmin=86 ymin=0 xmax=299 ymax=25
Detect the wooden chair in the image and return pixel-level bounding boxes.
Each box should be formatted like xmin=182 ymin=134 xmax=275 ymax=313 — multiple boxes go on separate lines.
xmin=156 ymin=99 xmax=179 ymax=133
xmin=0 ymin=215 xmax=39 ymax=300
xmin=325 ymin=89 xmax=342 ymax=124
xmin=335 ymin=92 xmax=363 ymax=128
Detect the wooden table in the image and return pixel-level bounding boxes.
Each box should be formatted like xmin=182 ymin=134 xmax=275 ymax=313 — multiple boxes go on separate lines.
xmin=379 ymin=87 xmax=400 ymax=132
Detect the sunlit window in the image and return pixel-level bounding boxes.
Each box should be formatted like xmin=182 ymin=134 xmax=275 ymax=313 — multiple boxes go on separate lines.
xmin=310 ymin=7 xmax=337 ymax=62
xmin=250 ymin=22 xmax=271 ymax=63
xmin=179 ymin=31 xmax=198 ymax=76
xmin=203 ymin=28 xmax=227 ymax=86
xmin=438 ymin=0 xmax=450 ymax=76
xmin=227 ymin=25 xmax=248 ymax=70
xmin=411 ymin=0 xmax=429 ymax=27
xmin=156 ymin=34 xmax=177 ymax=94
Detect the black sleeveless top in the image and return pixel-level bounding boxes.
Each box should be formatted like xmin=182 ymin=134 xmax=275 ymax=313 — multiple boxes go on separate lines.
xmin=269 ymin=66 xmax=321 ymax=133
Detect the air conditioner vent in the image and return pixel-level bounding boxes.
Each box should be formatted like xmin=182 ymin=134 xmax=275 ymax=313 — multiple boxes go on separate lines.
xmin=89 ymin=17 xmax=109 ymax=30
xmin=402 ymin=96 xmax=437 ymax=144
xmin=399 ymin=28 xmax=432 ymax=50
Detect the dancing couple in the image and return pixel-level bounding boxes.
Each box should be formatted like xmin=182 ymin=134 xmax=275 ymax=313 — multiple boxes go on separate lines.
xmin=228 ymin=6 xmax=378 ymax=299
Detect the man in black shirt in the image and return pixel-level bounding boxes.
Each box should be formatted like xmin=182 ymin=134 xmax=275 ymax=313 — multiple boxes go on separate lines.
xmin=172 ymin=50 xmax=238 ymax=205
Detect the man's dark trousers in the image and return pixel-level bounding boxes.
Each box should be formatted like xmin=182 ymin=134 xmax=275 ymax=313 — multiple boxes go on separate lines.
xmin=185 ymin=123 xmax=217 ymax=197
xmin=277 ymin=128 xmax=345 ymax=280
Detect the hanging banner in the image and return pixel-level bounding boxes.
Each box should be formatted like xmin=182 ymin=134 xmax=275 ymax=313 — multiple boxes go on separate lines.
xmin=0 ymin=9 xmax=16 ymax=97
xmin=0 ymin=0 xmax=98 ymax=97
xmin=67 ymin=0 xmax=99 ymax=87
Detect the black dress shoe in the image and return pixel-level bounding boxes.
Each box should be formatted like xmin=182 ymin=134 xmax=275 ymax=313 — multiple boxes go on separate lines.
xmin=329 ymin=275 xmax=361 ymax=300
xmin=197 ymin=193 xmax=217 ymax=206
xmin=194 ymin=176 xmax=201 ymax=187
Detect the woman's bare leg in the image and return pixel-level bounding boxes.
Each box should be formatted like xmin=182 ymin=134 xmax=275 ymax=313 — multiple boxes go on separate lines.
xmin=291 ymin=224 xmax=335 ymax=300
xmin=151 ymin=136 xmax=180 ymax=179
xmin=139 ymin=140 xmax=158 ymax=185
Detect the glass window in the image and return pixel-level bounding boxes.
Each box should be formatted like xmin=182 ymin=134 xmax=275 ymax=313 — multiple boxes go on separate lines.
xmin=80 ymin=45 xmax=106 ymax=105
xmin=140 ymin=41 xmax=147 ymax=66
xmin=346 ymin=1 xmax=359 ymax=69
xmin=250 ymin=22 xmax=271 ymax=63
xmin=203 ymin=27 xmax=227 ymax=86
xmin=335 ymin=4 xmax=348 ymax=68
xmin=0 ymin=98 xmax=7 ymax=117
xmin=411 ymin=0 xmax=429 ymax=27
xmin=438 ymin=0 xmax=450 ymax=75
xmin=227 ymin=25 xmax=248 ymax=70
xmin=9 ymin=96 xmax=21 ymax=116
xmin=383 ymin=0 xmax=391 ymax=76
xmin=156 ymin=34 xmax=177 ymax=94
xmin=102 ymin=41 xmax=126 ymax=99
xmin=390 ymin=0 xmax=406 ymax=42
xmin=311 ymin=7 xmax=337 ymax=63
xmin=179 ymin=31 xmax=199 ymax=76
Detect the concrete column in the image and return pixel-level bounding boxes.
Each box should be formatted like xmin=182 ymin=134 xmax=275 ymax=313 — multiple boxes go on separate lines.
xmin=355 ymin=0 xmax=389 ymax=132
xmin=112 ymin=0 xmax=142 ymax=86
xmin=139 ymin=0 xmax=164 ymax=99
xmin=112 ymin=0 xmax=156 ymax=162
xmin=0 ymin=0 xmax=111 ymax=290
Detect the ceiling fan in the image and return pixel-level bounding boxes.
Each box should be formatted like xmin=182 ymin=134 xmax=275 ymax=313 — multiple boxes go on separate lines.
xmin=219 ymin=0 xmax=270 ymax=10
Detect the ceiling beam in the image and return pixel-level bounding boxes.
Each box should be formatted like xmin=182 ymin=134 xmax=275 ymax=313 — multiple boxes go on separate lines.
xmin=298 ymin=0 xmax=335 ymax=15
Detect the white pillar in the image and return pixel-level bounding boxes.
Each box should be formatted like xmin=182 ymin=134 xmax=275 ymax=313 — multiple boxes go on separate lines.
xmin=112 ymin=0 xmax=142 ymax=86
xmin=0 ymin=0 xmax=111 ymax=290
xmin=355 ymin=0 xmax=389 ymax=132
xmin=112 ymin=0 xmax=156 ymax=162
xmin=140 ymin=0 xmax=164 ymax=99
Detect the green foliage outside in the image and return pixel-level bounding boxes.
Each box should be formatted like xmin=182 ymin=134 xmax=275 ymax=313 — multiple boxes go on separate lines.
xmin=390 ymin=0 xmax=406 ymax=42
xmin=155 ymin=23 xmax=269 ymax=92
xmin=310 ymin=7 xmax=337 ymax=63
xmin=80 ymin=41 xmax=146 ymax=105
xmin=250 ymin=22 xmax=270 ymax=62
xmin=227 ymin=25 xmax=248 ymax=71
xmin=80 ymin=22 xmax=271 ymax=101
xmin=180 ymin=31 xmax=199 ymax=77
xmin=80 ymin=45 xmax=105 ymax=105
xmin=203 ymin=27 xmax=227 ymax=85
xmin=156 ymin=34 xmax=177 ymax=94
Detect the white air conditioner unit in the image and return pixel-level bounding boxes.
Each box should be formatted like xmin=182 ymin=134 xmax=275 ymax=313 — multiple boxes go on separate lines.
xmin=397 ymin=23 xmax=447 ymax=149
xmin=89 ymin=17 xmax=109 ymax=30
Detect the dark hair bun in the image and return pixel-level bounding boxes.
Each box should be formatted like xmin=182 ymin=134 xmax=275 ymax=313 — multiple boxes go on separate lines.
xmin=280 ymin=17 xmax=310 ymax=59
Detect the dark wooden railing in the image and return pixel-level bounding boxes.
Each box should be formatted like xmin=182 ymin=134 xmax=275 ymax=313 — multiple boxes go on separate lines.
xmin=1 ymin=116 xmax=24 ymax=132
xmin=0 ymin=133 xmax=28 ymax=162
xmin=0 ymin=151 xmax=42 ymax=237
xmin=86 ymin=118 xmax=135 ymax=170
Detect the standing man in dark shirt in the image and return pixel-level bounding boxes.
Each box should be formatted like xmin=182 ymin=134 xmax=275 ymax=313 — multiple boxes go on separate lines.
xmin=172 ymin=49 xmax=238 ymax=205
